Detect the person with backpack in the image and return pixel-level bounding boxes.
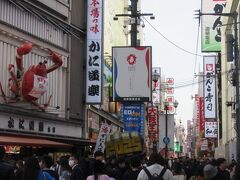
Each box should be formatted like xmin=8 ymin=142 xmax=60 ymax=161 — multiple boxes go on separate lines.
xmin=137 ymin=152 xmax=174 ymax=180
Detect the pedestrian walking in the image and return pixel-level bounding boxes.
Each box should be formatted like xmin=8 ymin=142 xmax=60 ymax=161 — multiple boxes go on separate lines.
xmin=68 ymin=154 xmax=85 ymax=180
xmin=203 ymin=164 xmax=218 ymax=180
xmin=137 ymin=152 xmax=174 ymax=180
xmin=215 ymin=158 xmax=230 ymax=180
xmin=0 ymin=146 xmax=15 ymax=180
xmin=86 ymin=160 xmax=111 ymax=180
xmin=21 ymin=156 xmax=54 ymax=180
xmin=123 ymin=155 xmax=142 ymax=180
xmin=39 ymin=155 xmax=59 ymax=180
xmin=59 ymin=156 xmax=71 ymax=180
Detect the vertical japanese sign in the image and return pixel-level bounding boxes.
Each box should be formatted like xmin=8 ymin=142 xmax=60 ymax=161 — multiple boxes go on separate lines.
xmin=201 ymin=0 xmax=227 ymax=52
xmin=199 ymin=97 xmax=205 ymax=137
xmin=203 ymin=56 xmax=216 ymax=119
xmin=147 ymin=106 xmax=158 ymax=142
xmin=112 ymin=47 xmax=152 ymax=102
xmin=94 ymin=123 xmax=111 ymax=153
xmin=121 ymin=103 xmax=144 ymax=137
xmin=86 ymin=0 xmax=103 ymax=103
xmin=205 ymin=121 xmax=218 ymax=138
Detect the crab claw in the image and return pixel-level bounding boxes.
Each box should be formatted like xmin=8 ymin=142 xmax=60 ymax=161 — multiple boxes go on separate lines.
xmin=17 ymin=43 xmax=33 ymax=56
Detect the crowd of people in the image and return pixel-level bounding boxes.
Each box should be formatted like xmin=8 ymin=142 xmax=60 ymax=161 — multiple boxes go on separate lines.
xmin=0 ymin=146 xmax=238 ymax=180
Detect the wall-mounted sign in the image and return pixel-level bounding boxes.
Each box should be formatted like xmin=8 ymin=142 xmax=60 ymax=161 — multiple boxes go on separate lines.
xmin=112 ymin=46 xmax=152 ymax=102
xmin=0 ymin=114 xmax=82 ymax=138
xmin=205 ymin=121 xmax=218 ymax=138
xmin=203 ymin=56 xmax=216 ymax=119
xmin=201 ymin=0 xmax=227 ymax=52
xmin=86 ymin=0 xmax=103 ymax=103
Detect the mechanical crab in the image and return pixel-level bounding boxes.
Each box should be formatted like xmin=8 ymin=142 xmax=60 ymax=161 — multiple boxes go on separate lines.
xmin=0 ymin=42 xmax=63 ymax=111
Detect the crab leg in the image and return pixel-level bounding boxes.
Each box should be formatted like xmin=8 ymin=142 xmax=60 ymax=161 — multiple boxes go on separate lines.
xmin=46 ymin=49 xmax=63 ymax=73
xmin=31 ymin=95 xmax=53 ymax=111
xmin=0 ymin=82 xmax=7 ymax=102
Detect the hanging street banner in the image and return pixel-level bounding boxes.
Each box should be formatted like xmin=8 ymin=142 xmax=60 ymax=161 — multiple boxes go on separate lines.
xmin=203 ymin=56 xmax=216 ymax=119
xmin=86 ymin=0 xmax=103 ymax=103
xmin=121 ymin=103 xmax=144 ymax=137
xmin=201 ymin=0 xmax=227 ymax=52
xmin=147 ymin=106 xmax=158 ymax=142
xmin=112 ymin=46 xmax=152 ymax=102
xmin=94 ymin=123 xmax=111 ymax=153
xmin=199 ymin=97 xmax=205 ymax=137
xmin=205 ymin=121 xmax=218 ymax=138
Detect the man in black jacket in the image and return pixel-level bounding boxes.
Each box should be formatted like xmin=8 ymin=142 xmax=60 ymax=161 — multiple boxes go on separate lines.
xmin=69 ymin=154 xmax=85 ymax=180
xmin=0 ymin=146 xmax=15 ymax=180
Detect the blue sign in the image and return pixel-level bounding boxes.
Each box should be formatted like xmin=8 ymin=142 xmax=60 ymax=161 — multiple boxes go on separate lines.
xmin=163 ymin=137 xmax=170 ymax=145
xmin=121 ymin=103 xmax=145 ymax=137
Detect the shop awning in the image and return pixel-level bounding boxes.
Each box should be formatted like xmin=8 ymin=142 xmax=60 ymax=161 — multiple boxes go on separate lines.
xmin=0 ymin=135 xmax=72 ymax=148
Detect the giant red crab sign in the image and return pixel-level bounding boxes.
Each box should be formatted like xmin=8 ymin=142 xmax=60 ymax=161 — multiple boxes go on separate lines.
xmin=0 ymin=42 xmax=63 ymax=111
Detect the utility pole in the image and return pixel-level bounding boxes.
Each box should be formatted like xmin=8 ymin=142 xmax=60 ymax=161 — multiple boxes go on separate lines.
xmin=113 ymin=0 xmax=154 ymax=46
xmin=195 ymin=11 xmax=240 ymax=179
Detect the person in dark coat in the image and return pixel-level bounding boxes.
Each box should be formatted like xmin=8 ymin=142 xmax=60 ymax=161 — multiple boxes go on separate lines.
xmin=123 ymin=155 xmax=141 ymax=180
xmin=68 ymin=154 xmax=85 ymax=180
xmin=215 ymin=158 xmax=230 ymax=180
xmin=0 ymin=146 xmax=15 ymax=180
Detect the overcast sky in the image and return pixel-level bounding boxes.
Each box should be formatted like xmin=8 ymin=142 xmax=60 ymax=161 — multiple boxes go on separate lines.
xmin=141 ymin=0 xmax=203 ymax=126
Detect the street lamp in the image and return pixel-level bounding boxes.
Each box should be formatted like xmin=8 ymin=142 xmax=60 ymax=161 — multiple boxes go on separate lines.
xmin=163 ymin=100 xmax=178 ymax=158
xmin=152 ymin=69 xmax=160 ymax=91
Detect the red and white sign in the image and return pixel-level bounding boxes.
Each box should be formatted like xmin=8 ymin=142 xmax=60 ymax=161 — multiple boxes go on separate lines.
xmin=166 ymin=78 xmax=174 ymax=85
xmin=199 ymin=97 xmax=205 ymax=133
xmin=147 ymin=106 xmax=158 ymax=142
xmin=29 ymin=75 xmax=48 ymax=98
xmin=167 ymin=96 xmax=174 ymax=103
xmin=86 ymin=0 xmax=103 ymax=103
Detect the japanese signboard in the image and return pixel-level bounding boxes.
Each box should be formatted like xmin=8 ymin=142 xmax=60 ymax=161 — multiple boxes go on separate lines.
xmin=86 ymin=0 xmax=103 ymax=103
xmin=205 ymin=121 xmax=218 ymax=138
xmin=147 ymin=106 xmax=158 ymax=142
xmin=199 ymin=97 xmax=205 ymax=137
xmin=94 ymin=123 xmax=111 ymax=153
xmin=105 ymin=132 xmax=143 ymax=157
xmin=0 ymin=114 xmax=82 ymax=138
xmin=112 ymin=46 xmax=152 ymax=102
xmin=204 ymin=56 xmax=216 ymax=119
xmin=201 ymin=0 xmax=227 ymax=52
xmin=121 ymin=103 xmax=144 ymax=137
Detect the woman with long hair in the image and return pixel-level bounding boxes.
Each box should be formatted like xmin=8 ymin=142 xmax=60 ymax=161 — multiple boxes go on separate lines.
xmin=21 ymin=156 xmax=54 ymax=180
xmin=86 ymin=159 xmax=111 ymax=180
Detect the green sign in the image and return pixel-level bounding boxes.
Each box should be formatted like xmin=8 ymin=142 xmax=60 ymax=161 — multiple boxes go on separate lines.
xmin=174 ymin=142 xmax=180 ymax=152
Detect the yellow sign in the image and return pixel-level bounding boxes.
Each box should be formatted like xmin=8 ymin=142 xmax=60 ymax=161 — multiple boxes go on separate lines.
xmin=106 ymin=136 xmax=142 ymax=157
